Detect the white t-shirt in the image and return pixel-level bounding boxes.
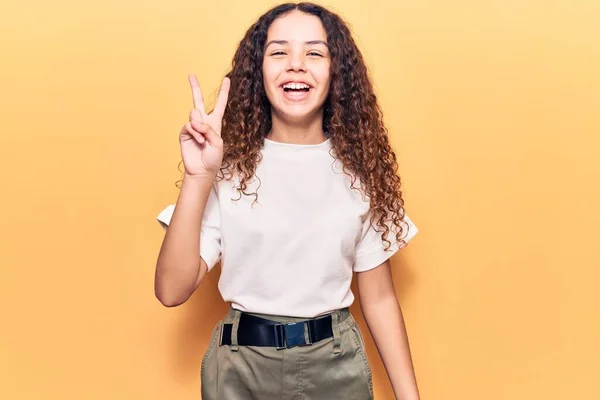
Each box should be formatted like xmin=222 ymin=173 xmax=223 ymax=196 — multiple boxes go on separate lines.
xmin=157 ymin=137 xmax=418 ymax=317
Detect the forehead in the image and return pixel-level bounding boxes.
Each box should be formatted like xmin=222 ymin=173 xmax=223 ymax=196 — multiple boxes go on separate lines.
xmin=267 ymin=10 xmax=327 ymax=42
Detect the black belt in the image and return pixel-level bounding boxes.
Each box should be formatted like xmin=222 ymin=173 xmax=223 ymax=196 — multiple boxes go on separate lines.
xmin=220 ymin=312 xmax=334 ymax=349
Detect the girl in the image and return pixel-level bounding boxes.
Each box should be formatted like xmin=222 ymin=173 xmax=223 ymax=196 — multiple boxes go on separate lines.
xmin=155 ymin=2 xmax=420 ymax=399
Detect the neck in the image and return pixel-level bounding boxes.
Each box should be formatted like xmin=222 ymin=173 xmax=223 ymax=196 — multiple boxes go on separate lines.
xmin=267 ymin=109 xmax=327 ymax=145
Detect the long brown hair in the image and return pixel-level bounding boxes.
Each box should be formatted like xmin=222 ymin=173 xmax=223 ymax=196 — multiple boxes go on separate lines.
xmin=213 ymin=2 xmax=409 ymax=250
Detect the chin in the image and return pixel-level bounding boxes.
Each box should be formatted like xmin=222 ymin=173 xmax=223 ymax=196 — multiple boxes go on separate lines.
xmin=275 ymin=106 xmax=323 ymax=122
xmin=274 ymin=97 xmax=326 ymax=118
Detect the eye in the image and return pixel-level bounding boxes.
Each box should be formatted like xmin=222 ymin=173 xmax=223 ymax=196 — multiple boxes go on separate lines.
xmin=307 ymin=52 xmax=323 ymax=57
xmin=271 ymin=51 xmax=286 ymax=56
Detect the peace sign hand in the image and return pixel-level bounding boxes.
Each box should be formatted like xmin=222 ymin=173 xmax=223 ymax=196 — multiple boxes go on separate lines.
xmin=179 ymin=75 xmax=230 ymax=177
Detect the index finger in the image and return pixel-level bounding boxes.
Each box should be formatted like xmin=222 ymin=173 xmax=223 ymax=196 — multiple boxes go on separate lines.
xmin=212 ymin=77 xmax=231 ymax=119
xmin=188 ymin=75 xmax=205 ymax=112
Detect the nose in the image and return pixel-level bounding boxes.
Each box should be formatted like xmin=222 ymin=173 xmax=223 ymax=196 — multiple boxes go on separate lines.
xmin=286 ymin=52 xmax=306 ymax=72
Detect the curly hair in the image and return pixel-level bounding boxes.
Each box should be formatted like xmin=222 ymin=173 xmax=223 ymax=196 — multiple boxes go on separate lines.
xmin=211 ymin=2 xmax=409 ymax=251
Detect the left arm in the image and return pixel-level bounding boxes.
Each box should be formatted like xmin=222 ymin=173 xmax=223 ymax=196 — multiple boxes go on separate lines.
xmin=357 ymin=260 xmax=420 ymax=400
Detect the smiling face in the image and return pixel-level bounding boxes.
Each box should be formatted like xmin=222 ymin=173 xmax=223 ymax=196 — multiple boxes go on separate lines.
xmin=262 ymin=10 xmax=331 ymax=122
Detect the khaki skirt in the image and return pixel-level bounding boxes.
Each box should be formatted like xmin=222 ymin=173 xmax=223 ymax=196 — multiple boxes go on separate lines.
xmin=201 ymin=307 xmax=374 ymax=399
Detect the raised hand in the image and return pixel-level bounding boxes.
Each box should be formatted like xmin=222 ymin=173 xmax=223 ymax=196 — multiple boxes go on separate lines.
xmin=179 ymin=75 xmax=230 ymax=177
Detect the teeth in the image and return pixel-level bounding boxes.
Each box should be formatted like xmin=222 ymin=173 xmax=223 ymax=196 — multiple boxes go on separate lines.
xmin=283 ymin=82 xmax=309 ymax=90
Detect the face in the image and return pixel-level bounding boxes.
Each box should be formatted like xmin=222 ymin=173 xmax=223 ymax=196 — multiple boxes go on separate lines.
xmin=262 ymin=10 xmax=331 ymax=121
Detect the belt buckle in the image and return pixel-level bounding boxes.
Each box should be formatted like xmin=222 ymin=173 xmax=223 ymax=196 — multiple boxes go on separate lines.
xmin=274 ymin=322 xmax=311 ymax=349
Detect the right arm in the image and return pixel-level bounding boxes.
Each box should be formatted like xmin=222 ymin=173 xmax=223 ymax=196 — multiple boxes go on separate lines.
xmin=154 ymin=172 xmax=215 ymax=307
xmin=154 ymin=74 xmax=230 ymax=307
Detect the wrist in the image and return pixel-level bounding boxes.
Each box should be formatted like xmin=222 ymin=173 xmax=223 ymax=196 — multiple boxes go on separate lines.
xmin=183 ymin=171 xmax=217 ymax=185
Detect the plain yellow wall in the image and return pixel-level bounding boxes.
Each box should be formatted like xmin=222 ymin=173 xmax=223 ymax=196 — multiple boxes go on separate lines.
xmin=1 ymin=0 xmax=599 ymax=398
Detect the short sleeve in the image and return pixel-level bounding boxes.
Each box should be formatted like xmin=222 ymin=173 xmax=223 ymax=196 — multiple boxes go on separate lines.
xmin=353 ymin=211 xmax=419 ymax=273
xmin=156 ymin=185 xmax=222 ymax=271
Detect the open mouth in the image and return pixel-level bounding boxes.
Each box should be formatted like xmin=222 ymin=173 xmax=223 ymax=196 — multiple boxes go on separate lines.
xmin=281 ymin=82 xmax=312 ymax=93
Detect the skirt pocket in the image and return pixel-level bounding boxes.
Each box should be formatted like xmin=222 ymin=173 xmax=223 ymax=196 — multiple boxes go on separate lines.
xmin=201 ymin=321 xmax=222 ymax=399
xmin=350 ymin=324 xmax=374 ymax=398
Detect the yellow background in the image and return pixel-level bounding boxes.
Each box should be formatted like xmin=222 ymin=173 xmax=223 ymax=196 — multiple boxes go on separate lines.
xmin=1 ymin=0 xmax=598 ymax=398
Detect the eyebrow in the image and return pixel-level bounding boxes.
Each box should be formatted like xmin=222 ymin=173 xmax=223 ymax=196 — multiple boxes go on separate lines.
xmin=265 ymin=40 xmax=329 ymax=49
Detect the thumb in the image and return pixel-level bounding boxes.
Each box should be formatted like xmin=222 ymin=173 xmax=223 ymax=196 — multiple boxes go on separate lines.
xmin=192 ymin=121 xmax=222 ymax=147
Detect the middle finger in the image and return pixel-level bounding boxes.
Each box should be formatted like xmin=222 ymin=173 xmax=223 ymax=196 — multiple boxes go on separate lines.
xmin=188 ymin=75 xmax=205 ymax=112
xmin=189 ymin=108 xmax=204 ymax=123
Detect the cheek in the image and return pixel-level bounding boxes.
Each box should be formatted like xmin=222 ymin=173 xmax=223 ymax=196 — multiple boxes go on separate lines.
xmin=261 ymin=67 xmax=269 ymax=86
xmin=316 ymin=66 xmax=331 ymax=93
xmin=261 ymin=69 xmax=275 ymax=100
xmin=262 ymin=64 xmax=279 ymax=91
